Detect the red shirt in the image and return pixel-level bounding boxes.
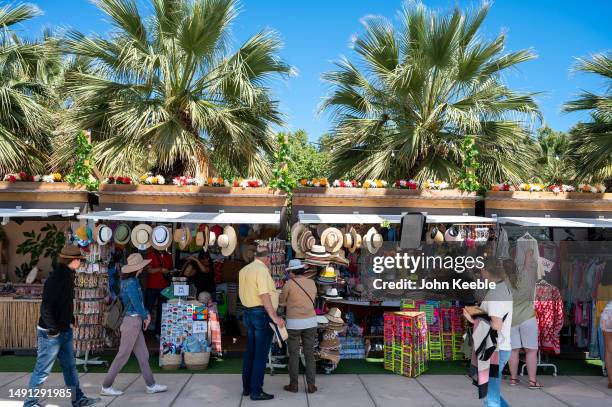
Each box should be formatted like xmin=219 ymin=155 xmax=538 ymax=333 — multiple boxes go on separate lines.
xmin=146 ymin=251 xmax=172 ymax=289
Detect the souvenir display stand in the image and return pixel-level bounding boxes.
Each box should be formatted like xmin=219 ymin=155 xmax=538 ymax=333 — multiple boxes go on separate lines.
xmin=384 ymin=311 xmax=429 ymax=377
xmin=72 ymin=244 xmax=110 ymax=371
xmin=485 ymin=190 xmax=612 ymax=374
xmin=0 ymin=181 xmax=86 ymax=352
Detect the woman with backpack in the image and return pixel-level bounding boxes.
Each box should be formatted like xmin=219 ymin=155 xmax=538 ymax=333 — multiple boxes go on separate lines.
xmin=101 ymin=253 xmax=167 ymax=396
xmin=279 ymin=259 xmax=318 ymax=394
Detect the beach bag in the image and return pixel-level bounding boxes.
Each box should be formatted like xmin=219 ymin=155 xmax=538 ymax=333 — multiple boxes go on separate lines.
xmin=105 ymin=296 xmax=124 ymax=333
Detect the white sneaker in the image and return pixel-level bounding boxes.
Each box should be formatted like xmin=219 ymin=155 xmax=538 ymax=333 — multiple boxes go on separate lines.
xmin=100 ymin=386 xmax=123 ymax=396
xmin=146 ymin=384 xmax=168 ymax=394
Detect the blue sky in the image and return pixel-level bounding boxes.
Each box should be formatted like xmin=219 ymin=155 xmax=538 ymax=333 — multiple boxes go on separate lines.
xmin=17 ymin=0 xmax=612 ymax=141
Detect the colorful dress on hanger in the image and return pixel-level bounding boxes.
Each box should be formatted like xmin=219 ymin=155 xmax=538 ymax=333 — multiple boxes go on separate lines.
xmin=534 ymin=283 xmax=564 ymax=354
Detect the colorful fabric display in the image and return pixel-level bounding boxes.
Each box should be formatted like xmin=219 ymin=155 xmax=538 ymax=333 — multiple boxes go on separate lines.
xmin=535 ymin=281 xmax=564 ymax=354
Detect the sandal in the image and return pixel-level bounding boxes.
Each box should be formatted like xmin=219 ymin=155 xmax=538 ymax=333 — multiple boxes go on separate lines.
xmin=509 ymin=378 xmax=520 ymax=386
xmin=528 ymin=380 xmax=543 ymax=389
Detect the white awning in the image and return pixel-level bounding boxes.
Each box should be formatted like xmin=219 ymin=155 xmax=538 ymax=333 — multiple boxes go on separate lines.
xmin=0 ymin=208 xmax=79 ymax=219
xmin=298 ymin=213 xmax=402 ymax=224
xmin=498 ymin=217 xmax=612 ymax=228
xmin=78 ymin=210 xmax=280 ymax=225
xmin=425 ymin=215 xmax=497 ymax=224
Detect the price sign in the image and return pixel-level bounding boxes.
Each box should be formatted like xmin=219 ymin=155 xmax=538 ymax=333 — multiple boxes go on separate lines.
xmin=174 ymin=284 xmax=189 ymax=297
xmin=540 ymin=257 xmax=555 ymax=274
xmin=193 ymin=321 xmax=207 ymax=334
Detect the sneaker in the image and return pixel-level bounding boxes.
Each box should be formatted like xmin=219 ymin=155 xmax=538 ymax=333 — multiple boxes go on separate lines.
xmin=75 ymin=396 xmax=102 ymax=406
xmin=100 ymin=386 xmax=123 ymax=396
xmin=146 ymin=384 xmax=168 ymax=394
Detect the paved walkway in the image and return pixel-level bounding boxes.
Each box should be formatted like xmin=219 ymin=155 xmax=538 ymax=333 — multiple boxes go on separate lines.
xmin=0 ymin=372 xmax=610 ymax=406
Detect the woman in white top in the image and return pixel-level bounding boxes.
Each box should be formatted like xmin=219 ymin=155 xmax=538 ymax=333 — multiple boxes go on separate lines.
xmin=464 ymin=258 xmax=516 ymax=407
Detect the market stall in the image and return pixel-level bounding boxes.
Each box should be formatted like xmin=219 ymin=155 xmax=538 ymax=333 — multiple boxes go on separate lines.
xmin=76 ymin=180 xmax=289 ymax=368
xmin=289 ymin=182 xmax=490 ymax=373
xmin=485 ymin=186 xmax=612 ymax=374
xmin=0 ymin=179 xmax=87 ymax=352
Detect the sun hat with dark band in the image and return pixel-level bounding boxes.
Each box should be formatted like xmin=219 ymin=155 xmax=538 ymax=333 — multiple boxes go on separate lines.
xmin=59 ymin=245 xmax=84 ymax=259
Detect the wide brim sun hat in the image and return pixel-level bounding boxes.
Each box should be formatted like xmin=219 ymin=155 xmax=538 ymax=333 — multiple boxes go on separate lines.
xmin=306 ymin=244 xmax=328 ymax=258
xmin=320 ymin=227 xmax=344 ymax=254
xmin=152 ymin=225 xmax=172 ymax=250
xmin=131 ymin=224 xmax=153 ymax=250
xmin=290 ymin=223 xmax=308 ymax=257
xmin=176 ymin=226 xmax=193 ymax=250
xmin=364 ymin=227 xmax=384 ymax=254
xmin=122 ymin=253 xmax=152 ymax=273
xmin=444 ymin=225 xmax=463 ymax=242
xmin=348 ymin=227 xmax=362 ymax=253
xmin=218 ymin=225 xmax=237 ymax=256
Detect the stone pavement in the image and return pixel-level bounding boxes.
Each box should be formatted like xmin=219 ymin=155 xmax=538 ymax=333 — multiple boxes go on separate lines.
xmin=0 ymin=372 xmax=610 ymax=407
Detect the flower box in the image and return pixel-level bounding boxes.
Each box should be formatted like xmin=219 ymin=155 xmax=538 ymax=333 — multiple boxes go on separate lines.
xmin=292 ymin=187 xmax=478 ymax=211
xmin=485 ymin=190 xmax=612 ymax=216
xmin=0 ymin=181 xmax=88 ymax=204
xmin=97 ymin=185 xmax=287 ymax=208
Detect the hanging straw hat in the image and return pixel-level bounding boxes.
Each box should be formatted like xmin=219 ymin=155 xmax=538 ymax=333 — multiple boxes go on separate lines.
xmin=131 ymin=224 xmax=152 ymax=250
xmin=122 ymin=253 xmax=152 ymax=273
xmin=59 ymin=244 xmax=84 ymax=259
xmin=152 ymin=225 xmax=172 ymax=250
xmin=444 ymin=225 xmax=463 ymax=242
xmin=217 ymin=225 xmax=237 ymax=256
xmin=94 ymin=224 xmax=113 ymax=246
xmin=320 ymin=227 xmax=343 ymax=253
xmin=426 ymin=225 xmax=445 ymax=245
xmin=298 ymin=229 xmax=315 ymax=254
xmin=364 ymin=227 xmax=384 ymax=254
xmin=316 ymin=224 xmax=329 ymax=238
xmin=290 ymin=223 xmax=308 ymax=257
xmin=348 ymin=227 xmax=362 ymax=253
xmin=329 ymin=250 xmax=349 ymax=266
xmin=343 ymin=230 xmax=353 ymax=250
xmin=114 ymin=223 xmax=131 ymax=245
xmin=175 ymin=225 xmax=193 ymax=250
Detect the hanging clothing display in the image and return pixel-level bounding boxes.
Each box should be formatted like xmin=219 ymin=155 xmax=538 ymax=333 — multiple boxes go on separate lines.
xmin=512 ymin=233 xmax=539 ymax=326
xmin=495 ymin=227 xmax=510 ymax=259
xmin=534 ymin=281 xmax=564 ymax=354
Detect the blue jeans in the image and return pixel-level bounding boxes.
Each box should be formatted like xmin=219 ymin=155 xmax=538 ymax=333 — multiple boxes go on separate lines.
xmin=484 ymin=350 xmax=511 ymax=407
xmin=24 ymin=328 xmax=85 ymax=407
xmin=242 ymin=307 xmax=273 ymax=396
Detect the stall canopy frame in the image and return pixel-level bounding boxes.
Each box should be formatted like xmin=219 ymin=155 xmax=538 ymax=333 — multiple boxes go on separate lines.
xmin=0 ymin=207 xmax=79 ymax=220
xmin=78 ymin=210 xmax=281 ymax=225
xmin=497 ymin=216 xmax=612 ymax=228
xmin=298 ymin=212 xmax=496 ymax=225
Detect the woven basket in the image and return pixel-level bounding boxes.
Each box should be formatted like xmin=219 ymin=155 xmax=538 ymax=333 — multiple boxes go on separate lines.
xmin=160 ymin=353 xmax=182 ymax=370
xmin=184 ymin=351 xmax=210 ymax=370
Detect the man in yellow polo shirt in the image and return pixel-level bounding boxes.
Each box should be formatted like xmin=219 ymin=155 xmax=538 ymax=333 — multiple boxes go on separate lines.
xmin=239 ymin=246 xmax=284 ymax=401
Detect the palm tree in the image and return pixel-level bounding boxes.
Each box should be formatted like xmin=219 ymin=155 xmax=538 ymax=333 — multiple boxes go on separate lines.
xmin=564 ymin=52 xmax=612 ymax=183
xmin=535 ymin=126 xmax=571 ymax=184
xmin=56 ymin=0 xmax=292 ymax=179
xmin=321 ymin=2 xmax=540 ymax=185
xmin=0 ymin=3 xmax=61 ymax=174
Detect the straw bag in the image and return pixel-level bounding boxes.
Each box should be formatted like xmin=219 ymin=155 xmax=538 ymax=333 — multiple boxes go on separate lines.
xmin=184 ymin=351 xmax=210 ymax=370
xmin=160 ymin=353 xmax=182 ymax=370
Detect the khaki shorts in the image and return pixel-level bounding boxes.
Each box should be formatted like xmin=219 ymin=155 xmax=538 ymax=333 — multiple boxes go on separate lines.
xmin=511 ymin=317 xmax=539 ymax=350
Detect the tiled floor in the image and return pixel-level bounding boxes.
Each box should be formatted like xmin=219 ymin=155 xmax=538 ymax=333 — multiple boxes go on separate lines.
xmin=0 ymin=372 xmax=610 ymax=406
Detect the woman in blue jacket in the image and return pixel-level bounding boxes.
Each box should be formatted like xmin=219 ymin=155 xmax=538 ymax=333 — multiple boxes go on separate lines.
xmin=101 ymin=253 xmax=167 ymax=396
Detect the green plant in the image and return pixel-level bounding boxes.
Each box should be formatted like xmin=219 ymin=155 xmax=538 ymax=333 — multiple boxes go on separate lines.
xmin=269 ymin=133 xmax=297 ymax=194
xmin=457 ymin=136 xmax=481 ymax=193
xmin=15 ymin=224 xmax=66 ymax=280
xmin=64 ymin=130 xmax=99 ymax=190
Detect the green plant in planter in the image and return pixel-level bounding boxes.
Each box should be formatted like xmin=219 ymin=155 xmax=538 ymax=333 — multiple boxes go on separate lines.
xmin=65 ymin=130 xmax=100 ymax=191
xmin=15 ymin=224 xmax=66 ymax=281
xmin=457 ymin=136 xmax=483 ymax=194
xmin=269 ymin=133 xmax=297 ymax=194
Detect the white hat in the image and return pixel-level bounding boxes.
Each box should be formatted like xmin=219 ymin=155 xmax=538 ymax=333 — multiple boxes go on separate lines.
xmin=286 ymin=259 xmax=305 ymax=271
xmin=217 ymin=225 xmax=237 ymax=256
xmin=131 ymin=224 xmax=152 ymax=250
xmin=323 ymin=287 xmax=342 ymax=300
xmin=95 ymin=224 xmax=113 ymax=246
xmin=306 ymin=244 xmax=328 ymax=257
xmin=364 ymin=227 xmax=383 ymax=254
xmin=152 ymin=225 xmax=171 ymax=250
